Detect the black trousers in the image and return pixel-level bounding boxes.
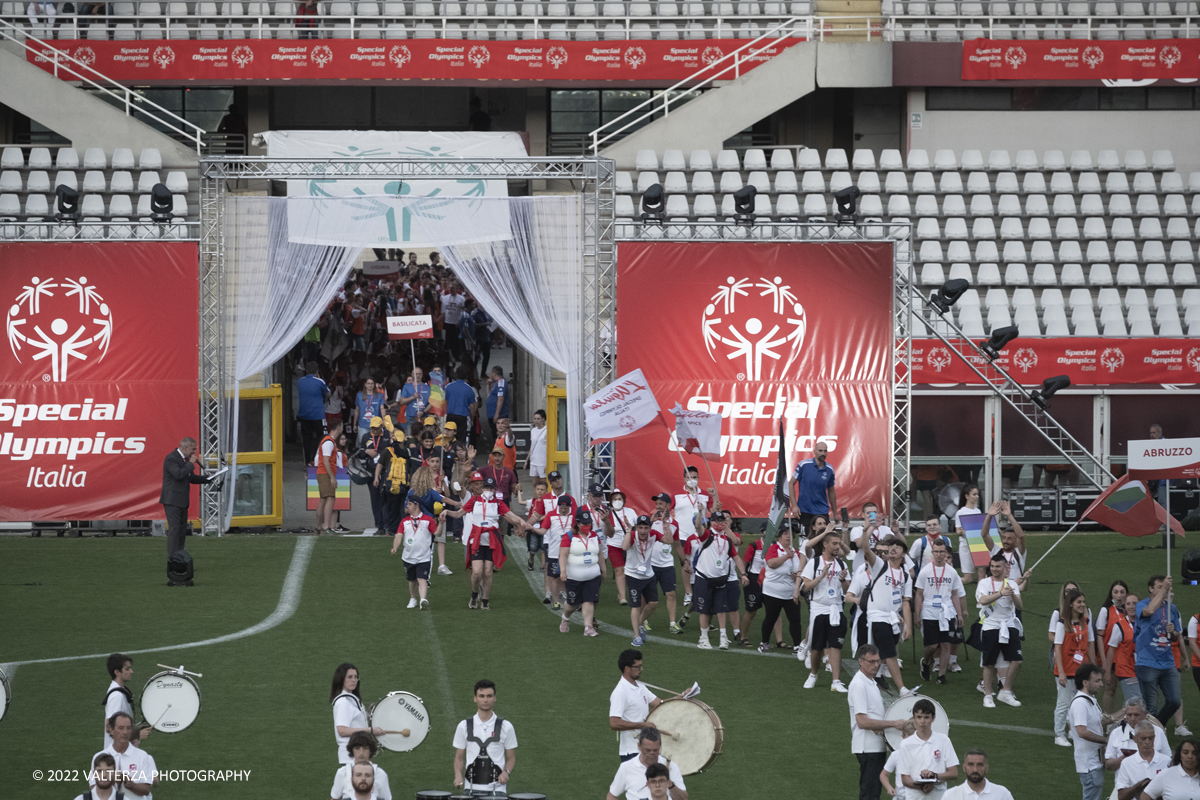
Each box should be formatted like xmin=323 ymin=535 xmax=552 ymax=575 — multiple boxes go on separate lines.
xmin=367 ymin=481 xmax=386 ymax=530
xmin=856 ymin=751 xmax=886 ymax=800
xmin=476 ymin=341 xmax=492 ymax=376
xmin=761 ymin=595 xmax=803 ymax=645
xmin=164 ymin=503 xmax=190 ymax=557
xmin=299 ymin=418 xmax=324 ymax=465
xmin=382 ymin=487 xmax=407 ymax=535
xmin=444 ymin=325 xmax=460 ymax=356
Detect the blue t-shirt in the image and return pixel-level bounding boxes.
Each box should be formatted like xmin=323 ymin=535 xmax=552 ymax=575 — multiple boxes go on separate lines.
xmin=791 ymin=458 xmax=835 ymax=514
xmin=1133 ymin=597 xmax=1183 ymax=670
xmin=297 ymin=374 xmax=329 ymax=421
xmin=473 ymin=308 xmax=492 ymax=344
xmin=356 ymin=391 xmax=385 ymax=429
xmin=486 ymin=378 xmax=509 ymax=420
xmin=399 ymin=382 xmax=431 ymax=423
xmin=446 ymin=380 xmax=476 ymax=418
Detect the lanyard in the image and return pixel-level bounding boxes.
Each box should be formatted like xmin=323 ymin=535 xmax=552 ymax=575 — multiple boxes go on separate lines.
xmin=1069 ymin=620 xmax=1086 ymax=648
xmin=635 ymin=534 xmax=652 ymax=563
xmin=822 ymin=557 xmax=838 ymax=585
xmin=888 ymin=564 xmax=901 ymax=591
xmin=932 ymin=563 xmax=947 ymax=593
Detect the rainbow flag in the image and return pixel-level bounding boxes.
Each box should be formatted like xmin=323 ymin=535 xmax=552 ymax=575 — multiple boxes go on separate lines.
xmin=427 ymin=383 xmax=446 ymax=416
xmin=307 ymin=467 xmax=351 ymax=511
xmin=961 ymin=512 xmax=991 ymax=567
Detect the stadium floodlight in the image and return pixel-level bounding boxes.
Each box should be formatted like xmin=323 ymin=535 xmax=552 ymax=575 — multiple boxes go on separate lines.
xmin=834 ymin=185 xmax=861 ymax=222
xmin=151 ymin=183 xmax=174 ymax=222
xmin=55 ymin=185 xmax=79 ymax=222
xmin=1182 ymin=549 xmax=1200 ymax=586
xmin=930 ymin=279 xmax=970 ymax=314
xmin=640 ymin=183 xmax=665 ymax=225
xmin=733 ymin=185 xmax=757 ymax=225
xmin=1030 ymin=374 xmax=1070 ymax=410
xmin=980 ymin=325 xmax=1018 ymax=360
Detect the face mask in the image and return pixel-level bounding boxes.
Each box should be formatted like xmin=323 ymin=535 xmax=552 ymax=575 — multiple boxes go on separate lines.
xmin=710 ymin=523 xmax=725 ymax=533
xmin=685 ymin=478 xmax=698 ymax=490
xmin=482 ymin=490 xmax=495 ymax=500
xmin=612 ymin=499 xmax=625 ymax=510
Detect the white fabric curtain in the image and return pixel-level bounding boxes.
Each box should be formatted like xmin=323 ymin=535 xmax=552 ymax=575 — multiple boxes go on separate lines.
xmin=439 ymin=196 xmax=585 ymax=498
xmin=222 ymin=196 xmax=363 ymax=526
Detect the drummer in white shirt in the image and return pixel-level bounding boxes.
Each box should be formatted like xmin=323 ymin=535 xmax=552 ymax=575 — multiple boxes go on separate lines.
xmin=330 ymin=731 xmax=392 ymax=800
xmin=1139 ymin=737 xmax=1200 ymax=800
xmin=942 ymin=750 xmax=1014 ymax=800
xmin=102 ymin=653 xmax=136 ymax=749
xmin=452 ymin=679 xmax=517 ymax=794
xmin=605 ymin=728 xmax=687 ymax=800
xmin=89 ymin=712 xmax=158 ymax=800
xmin=1114 ymin=721 xmax=1171 ymax=800
xmin=896 ymin=698 xmax=959 ymax=800
xmin=610 ymin=649 xmax=664 ymax=762
xmin=331 ymin=663 xmax=384 ymax=765
xmin=1107 ymin=698 xmax=1171 ymax=772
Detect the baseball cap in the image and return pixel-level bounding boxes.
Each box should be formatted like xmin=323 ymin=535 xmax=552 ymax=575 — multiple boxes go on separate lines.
xmin=470 ymin=471 xmax=484 ymax=482
xmin=650 ymin=492 xmax=671 ymax=505
xmin=577 ymin=509 xmax=593 ymax=526
xmin=557 ymin=494 xmax=574 ymax=507
xmin=483 ymin=477 xmax=496 ymax=488
xmin=423 ymin=416 xmax=436 ymax=426
xmin=611 ymin=487 xmax=626 ymax=498
xmin=492 ymin=448 xmax=504 ymax=456
xmin=710 ymin=510 xmax=727 ymax=521
xmin=444 ymin=421 xmax=458 ymax=430
xmin=635 ymin=514 xmax=652 ymax=526
xmin=369 ymin=416 xmax=384 ymax=428
xmin=588 ymin=482 xmax=605 ymax=496
xmin=548 ymin=470 xmax=563 ymax=480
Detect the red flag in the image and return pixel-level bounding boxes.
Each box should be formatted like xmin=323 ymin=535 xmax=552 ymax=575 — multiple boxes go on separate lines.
xmin=1082 ymin=475 xmax=1185 ymax=538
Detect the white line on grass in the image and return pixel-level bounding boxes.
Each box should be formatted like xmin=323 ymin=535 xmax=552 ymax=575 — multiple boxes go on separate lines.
xmin=949 ymin=718 xmax=1055 ymax=736
xmin=420 ymin=611 xmax=458 ymax=723
xmin=1 ymin=536 xmax=316 ymax=674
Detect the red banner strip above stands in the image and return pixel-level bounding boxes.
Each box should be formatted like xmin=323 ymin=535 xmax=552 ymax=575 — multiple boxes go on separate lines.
xmin=911 ymin=338 xmax=1200 ymax=385
xmin=962 ymin=38 xmax=1200 ymax=80
xmin=27 ymin=38 xmax=802 ymax=82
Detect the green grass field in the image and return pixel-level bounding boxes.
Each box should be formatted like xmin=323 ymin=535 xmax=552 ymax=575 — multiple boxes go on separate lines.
xmin=2 ymin=531 xmax=1198 ymax=799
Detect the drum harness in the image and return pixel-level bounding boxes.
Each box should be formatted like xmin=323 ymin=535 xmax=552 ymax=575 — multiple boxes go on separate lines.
xmin=465 ymin=716 xmax=506 ymax=785
xmin=103 ymin=685 xmax=135 ymax=720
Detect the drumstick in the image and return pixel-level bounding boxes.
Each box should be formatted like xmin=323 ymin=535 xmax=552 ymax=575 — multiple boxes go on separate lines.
xmin=149 ymin=704 xmax=172 ymax=729
xmin=158 ymin=663 xmax=203 ymax=678
xmin=640 ymin=682 xmax=686 ymax=697
xmin=379 ymin=729 xmax=411 ymax=737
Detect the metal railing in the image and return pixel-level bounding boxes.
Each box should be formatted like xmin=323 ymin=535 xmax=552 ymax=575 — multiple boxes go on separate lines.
xmin=884 ymin=12 xmax=1198 ymax=38
xmin=1 ymin=18 xmax=207 ymax=154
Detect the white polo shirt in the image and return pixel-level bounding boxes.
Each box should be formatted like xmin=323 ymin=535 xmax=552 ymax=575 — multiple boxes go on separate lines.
xmin=330 ymin=762 xmax=392 ymax=800
xmin=1143 ymin=764 xmax=1200 ymax=799
xmin=89 ymin=744 xmax=157 ymax=800
xmin=399 ymin=513 xmax=436 ymax=565
xmin=897 ymin=730 xmax=959 ymax=799
xmin=847 ymin=670 xmax=886 ymax=754
xmin=942 ymin=780 xmax=1015 ymax=800
xmin=1105 ymin=722 xmax=1171 ymax=762
xmin=1116 ymin=752 xmax=1172 ymax=791
xmin=332 ymin=692 xmax=369 ymax=765
xmin=608 ymin=754 xmax=686 ymax=800
xmin=609 ymin=678 xmax=656 ymax=757
xmin=102 ymin=680 xmax=133 ymax=749
xmin=1068 ymin=691 xmax=1104 ymax=773
xmin=452 ymin=713 xmax=517 ymax=791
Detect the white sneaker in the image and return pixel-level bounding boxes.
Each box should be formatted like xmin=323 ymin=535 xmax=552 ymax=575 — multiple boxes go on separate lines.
xmin=796 ymin=641 xmax=810 ymax=663
xmin=406 ymin=598 xmax=418 ymax=609
xmin=437 ymin=565 xmax=452 ymax=575
xmin=718 ymin=633 xmax=730 ymax=651
xmin=831 ymin=680 xmax=848 ymax=694
xmin=1054 ymin=736 xmax=1071 ymax=748
xmin=419 ymin=598 xmax=429 ymax=610
xmin=804 ymin=673 xmax=818 ymax=689
xmin=977 ymin=681 xmax=985 ymax=694
xmin=997 ymin=689 xmax=1022 ymax=707
xmin=983 ymin=694 xmax=996 ymax=708
xmin=805 ymin=651 xmax=813 ymax=669
xmin=825 ymin=662 xmax=833 ymax=673
xmin=698 ymin=636 xmax=713 ymax=650
xmin=684 ymin=593 xmax=692 ymax=605
xmin=949 ymin=662 xmax=963 ymax=673
xmin=1178 ymin=724 xmax=1194 ymax=737
xmin=364 ymin=527 xmax=378 ymax=535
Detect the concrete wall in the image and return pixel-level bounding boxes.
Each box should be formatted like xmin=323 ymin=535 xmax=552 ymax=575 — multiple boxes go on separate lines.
xmin=907 ymin=88 xmax=1200 ymax=175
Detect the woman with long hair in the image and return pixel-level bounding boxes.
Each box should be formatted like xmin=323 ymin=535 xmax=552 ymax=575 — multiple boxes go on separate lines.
xmin=330 ymin=663 xmax=382 ymax=764
xmin=355 ymin=377 xmax=385 ymax=439
xmin=1144 ymin=737 xmax=1200 ymax=798
xmin=409 ymin=463 xmax=461 ymax=575
xmin=1097 ymin=579 xmax=1130 ymax=712
xmin=1105 ymin=593 xmax=1141 ymax=707
xmin=1054 ymin=589 xmax=1097 ymax=747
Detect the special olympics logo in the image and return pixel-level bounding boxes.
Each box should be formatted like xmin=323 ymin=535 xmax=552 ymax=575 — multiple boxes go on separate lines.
xmin=928 ymin=347 xmax=952 ymax=372
xmin=152 ymin=46 xmax=175 ymax=69
xmin=389 ymin=45 xmax=412 ymax=68
xmin=700 ymin=276 xmax=805 ymax=382
xmin=73 ymin=46 xmax=96 ymax=68
xmin=1013 ymin=347 xmax=1038 ymax=373
xmin=1003 ymin=46 xmax=1026 ymax=68
xmin=1101 ymin=347 xmax=1125 ymax=373
xmin=1161 ymin=46 xmax=1182 ymax=69
xmin=701 ymin=46 xmax=723 ymax=66
xmin=619 ymin=415 xmax=637 ymax=431
xmin=312 ymin=44 xmax=333 ymax=68
xmin=232 ymin=45 xmax=254 ymax=68
xmin=1083 ymin=46 xmax=1104 ymax=69
xmin=1186 ymin=347 xmax=1200 ymax=372
xmin=6 ymin=276 xmax=114 ymax=383
xmin=547 ymin=46 xmax=568 ymax=69
xmin=468 ymin=45 xmax=490 ymax=68
xmin=623 ymin=46 xmax=647 ymax=69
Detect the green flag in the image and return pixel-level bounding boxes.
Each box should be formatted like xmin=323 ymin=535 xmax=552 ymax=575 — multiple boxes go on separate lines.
xmin=764 ymin=420 xmax=789 ymax=546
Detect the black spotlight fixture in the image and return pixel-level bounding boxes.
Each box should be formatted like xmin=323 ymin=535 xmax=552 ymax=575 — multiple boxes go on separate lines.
xmin=834 ymin=185 xmax=861 ymax=222
xmin=1182 ymin=549 xmax=1200 ymax=585
xmin=980 ymin=325 xmax=1019 ymax=360
xmin=150 ymin=183 xmax=174 ymax=222
xmin=55 ymin=184 xmax=79 ymax=222
xmin=930 ymin=278 xmax=970 ymax=314
xmin=640 ymin=182 xmax=664 ymax=226
xmin=1030 ymin=374 xmax=1070 ymax=410
xmin=733 ymin=185 xmax=757 ymax=226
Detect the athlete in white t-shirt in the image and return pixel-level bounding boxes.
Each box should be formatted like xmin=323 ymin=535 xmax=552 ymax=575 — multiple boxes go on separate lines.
xmin=391 ymin=498 xmax=436 ymax=610
xmin=534 ymin=496 xmax=574 ymax=611
xmin=801 ymin=531 xmax=851 ymax=691
xmin=915 ymin=538 xmax=967 ymax=686
xmin=648 ymin=494 xmax=685 ymax=634
xmin=625 ymin=515 xmax=662 ymax=647
xmin=453 ymin=680 xmax=517 ymax=795
xmin=846 ymin=536 xmax=914 ymax=696
xmin=976 ymin=552 xmax=1027 ymax=708
xmin=606 ymin=488 xmax=638 ymax=608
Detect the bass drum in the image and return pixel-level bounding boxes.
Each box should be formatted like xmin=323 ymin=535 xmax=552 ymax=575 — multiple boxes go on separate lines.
xmin=644 ymin=697 xmax=724 ymax=775
xmin=0 ymin=666 xmax=9 ymax=724
xmin=884 ymin=694 xmax=949 ymax=750
xmin=141 ymin=671 xmax=202 ymax=733
xmin=370 ymin=691 xmax=430 ymax=753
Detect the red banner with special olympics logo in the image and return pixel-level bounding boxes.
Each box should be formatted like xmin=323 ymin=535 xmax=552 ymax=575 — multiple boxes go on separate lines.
xmin=911 ymin=338 xmax=1200 ymax=385
xmin=27 ymin=38 xmax=800 ymax=82
xmin=0 ymin=243 xmax=199 ymax=521
xmin=962 ymin=38 xmax=1200 ymax=80
xmin=615 ymin=242 xmax=895 ymax=518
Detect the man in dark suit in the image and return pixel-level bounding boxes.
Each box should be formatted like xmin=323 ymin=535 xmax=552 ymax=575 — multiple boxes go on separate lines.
xmin=161 ymin=437 xmax=210 ymax=559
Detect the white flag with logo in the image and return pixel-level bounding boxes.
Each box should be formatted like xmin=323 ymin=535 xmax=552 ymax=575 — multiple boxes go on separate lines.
xmin=585 ymin=369 xmax=664 ymax=444
xmin=670 ymin=403 xmax=723 ymax=462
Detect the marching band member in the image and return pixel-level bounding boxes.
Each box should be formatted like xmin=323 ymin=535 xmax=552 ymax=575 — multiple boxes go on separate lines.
xmin=330 ymin=731 xmax=392 ymax=800
xmin=609 ymin=649 xmax=663 ymax=762
xmin=391 ymin=496 xmax=436 ymax=610
xmin=331 ymin=663 xmax=383 ymax=764
xmin=605 ymin=729 xmax=688 ymax=800
xmin=102 ymin=654 xmax=135 ymax=748
xmin=453 ymin=679 xmax=517 ymax=795
xmin=559 ymin=509 xmax=605 ymax=637
xmin=89 ymin=712 xmax=158 ymax=800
